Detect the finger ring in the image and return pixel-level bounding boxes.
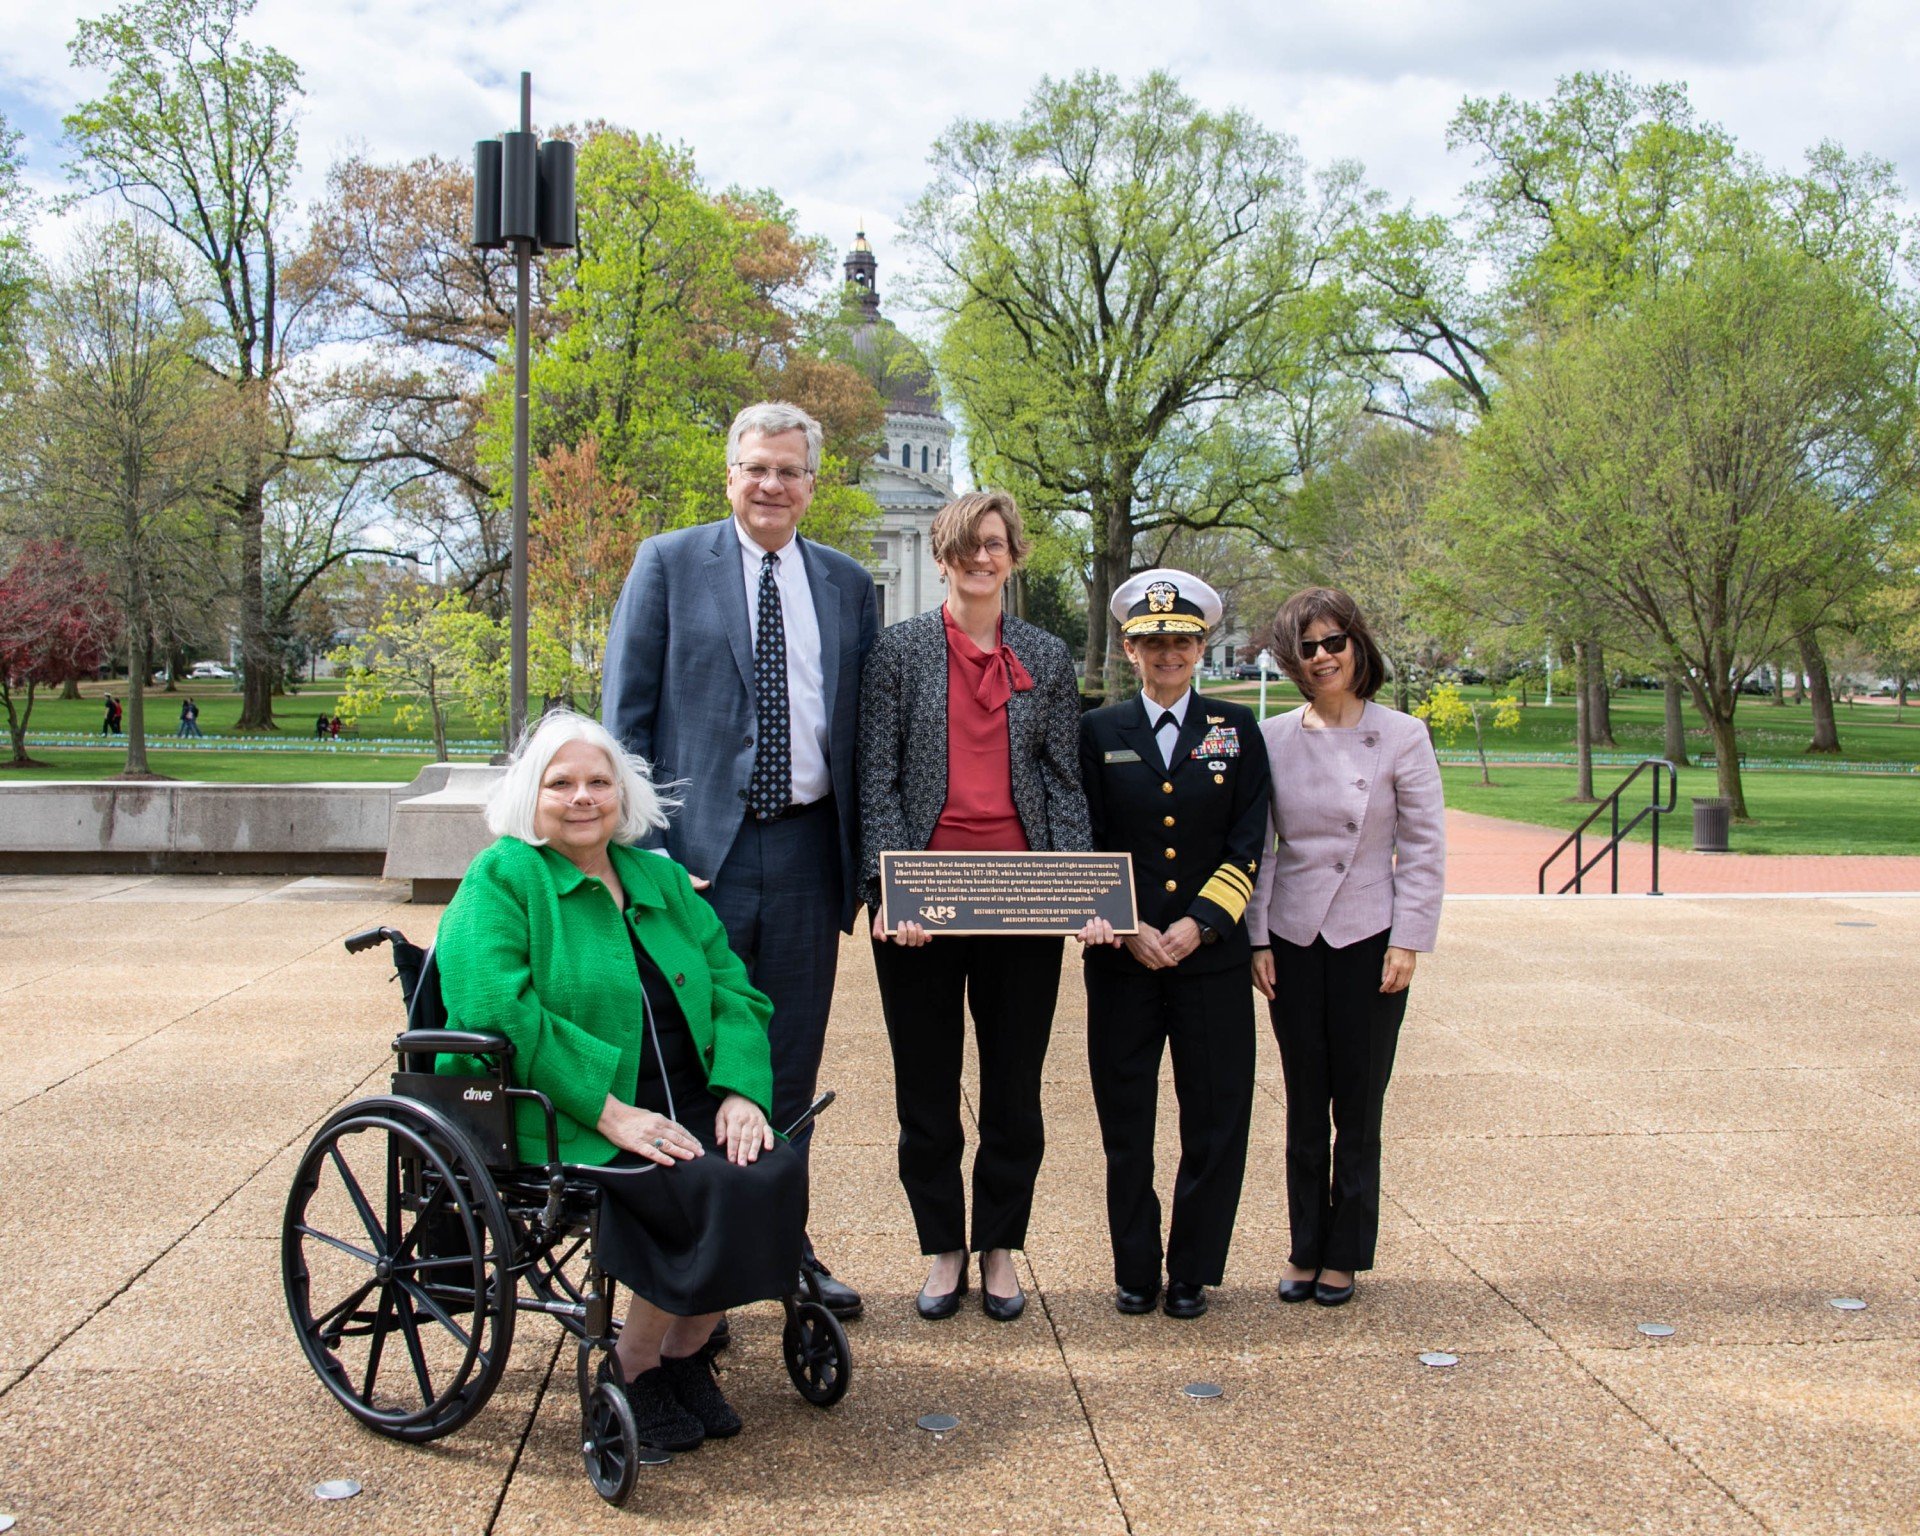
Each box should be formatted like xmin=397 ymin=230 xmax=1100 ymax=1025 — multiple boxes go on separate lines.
xmin=653 ymin=1137 xmax=664 ymax=1149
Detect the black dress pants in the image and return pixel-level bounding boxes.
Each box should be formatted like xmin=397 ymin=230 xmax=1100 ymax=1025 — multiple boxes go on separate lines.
xmin=1084 ymin=963 xmax=1255 ymax=1289
xmin=1267 ymin=929 xmax=1407 ymax=1272
xmin=871 ymin=932 xmax=1063 ymax=1255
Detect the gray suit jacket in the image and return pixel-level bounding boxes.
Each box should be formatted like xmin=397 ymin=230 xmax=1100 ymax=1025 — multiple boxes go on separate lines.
xmin=856 ymin=608 xmax=1092 ymax=911
xmin=602 ymin=515 xmax=879 ymax=931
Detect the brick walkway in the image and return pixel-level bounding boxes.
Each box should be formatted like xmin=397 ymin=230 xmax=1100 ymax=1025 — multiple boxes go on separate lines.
xmin=1447 ymin=808 xmax=1920 ymax=895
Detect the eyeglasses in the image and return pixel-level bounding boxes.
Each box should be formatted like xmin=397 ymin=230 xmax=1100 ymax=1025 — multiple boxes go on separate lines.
xmin=967 ymin=539 xmax=1011 ymax=559
xmin=732 ymin=461 xmax=812 ymax=486
xmin=541 ymin=778 xmax=617 ymax=801
xmin=1299 ymin=632 xmax=1351 ymax=659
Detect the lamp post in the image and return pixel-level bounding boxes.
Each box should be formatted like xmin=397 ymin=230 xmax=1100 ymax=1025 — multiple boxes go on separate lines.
xmin=472 ymin=72 xmax=576 ymax=746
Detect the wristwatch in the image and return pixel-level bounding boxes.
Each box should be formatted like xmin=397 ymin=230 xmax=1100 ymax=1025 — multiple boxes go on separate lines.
xmin=1195 ymin=920 xmax=1219 ymax=946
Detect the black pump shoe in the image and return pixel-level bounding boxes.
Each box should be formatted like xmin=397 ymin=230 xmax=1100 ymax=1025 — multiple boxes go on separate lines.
xmin=1314 ymin=1276 xmax=1355 ymax=1307
xmin=916 ymin=1256 xmax=969 ymax=1321
xmin=1278 ymin=1274 xmax=1317 ymax=1304
xmin=982 ymin=1286 xmax=1025 ymax=1322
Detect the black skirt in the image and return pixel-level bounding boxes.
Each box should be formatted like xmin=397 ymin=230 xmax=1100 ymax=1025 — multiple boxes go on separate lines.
xmin=590 ymin=933 xmax=807 ymax=1316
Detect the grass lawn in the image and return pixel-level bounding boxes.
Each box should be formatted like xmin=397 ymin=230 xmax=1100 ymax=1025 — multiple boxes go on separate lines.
xmin=18 ymin=680 xmax=495 ymax=743
xmin=0 ymin=747 xmax=475 ymax=783
xmin=1216 ymin=680 xmax=1920 ymax=766
xmin=1442 ymin=763 xmax=1920 ymax=856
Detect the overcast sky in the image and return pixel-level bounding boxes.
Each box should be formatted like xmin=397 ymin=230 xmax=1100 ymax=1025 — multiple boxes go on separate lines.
xmin=4 ymin=0 xmax=1917 ymax=323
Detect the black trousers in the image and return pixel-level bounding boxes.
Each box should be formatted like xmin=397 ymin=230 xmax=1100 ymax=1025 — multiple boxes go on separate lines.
xmin=1084 ymin=963 xmax=1255 ymax=1289
xmin=1267 ymin=929 xmax=1407 ymax=1273
xmin=871 ymin=932 xmax=1063 ymax=1254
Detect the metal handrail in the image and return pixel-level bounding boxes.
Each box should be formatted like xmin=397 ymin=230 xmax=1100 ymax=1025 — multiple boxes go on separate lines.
xmin=1537 ymin=758 xmax=1679 ymax=895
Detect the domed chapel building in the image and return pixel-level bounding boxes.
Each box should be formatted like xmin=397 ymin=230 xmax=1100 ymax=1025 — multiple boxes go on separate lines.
xmin=835 ymin=231 xmax=954 ymax=623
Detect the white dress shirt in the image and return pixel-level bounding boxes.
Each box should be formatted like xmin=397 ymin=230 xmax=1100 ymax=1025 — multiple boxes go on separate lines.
xmin=1141 ymin=688 xmax=1192 ymax=769
xmin=736 ymin=519 xmax=831 ymax=806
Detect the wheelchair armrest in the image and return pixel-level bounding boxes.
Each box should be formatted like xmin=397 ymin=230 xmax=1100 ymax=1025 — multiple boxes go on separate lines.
xmin=393 ymin=1029 xmax=515 ymax=1059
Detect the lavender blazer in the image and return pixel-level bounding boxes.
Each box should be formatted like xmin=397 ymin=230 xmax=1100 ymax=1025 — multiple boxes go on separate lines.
xmin=1244 ymin=701 xmax=1446 ymax=953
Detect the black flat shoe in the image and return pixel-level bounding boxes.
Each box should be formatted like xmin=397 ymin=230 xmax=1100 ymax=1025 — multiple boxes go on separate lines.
xmin=982 ymin=1286 xmax=1025 ymax=1322
xmin=802 ymin=1253 xmax=864 ymax=1321
xmin=706 ymin=1315 xmax=731 ymax=1351
xmin=1163 ymin=1280 xmax=1208 ymax=1319
xmin=916 ymin=1257 xmax=969 ymax=1321
xmin=1278 ymin=1276 xmax=1317 ymax=1304
xmin=604 ymin=1358 xmax=705 ymax=1453
xmin=1314 ymin=1277 xmax=1355 ymax=1307
xmin=659 ymin=1350 xmax=742 ymax=1439
xmin=1115 ymin=1282 xmax=1160 ymax=1315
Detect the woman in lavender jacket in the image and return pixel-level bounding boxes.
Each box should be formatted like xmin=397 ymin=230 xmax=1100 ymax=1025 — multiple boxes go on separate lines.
xmin=1246 ymin=587 xmax=1445 ymax=1307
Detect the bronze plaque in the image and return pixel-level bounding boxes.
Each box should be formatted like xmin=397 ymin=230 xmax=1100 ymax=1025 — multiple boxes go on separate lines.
xmin=879 ymin=851 xmax=1138 ymax=936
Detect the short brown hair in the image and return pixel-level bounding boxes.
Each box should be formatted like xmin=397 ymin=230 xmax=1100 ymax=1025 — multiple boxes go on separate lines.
xmin=930 ymin=490 xmax=1032 ymax=567
xmin=1273 ymin=586 xmax=1388 ymax=701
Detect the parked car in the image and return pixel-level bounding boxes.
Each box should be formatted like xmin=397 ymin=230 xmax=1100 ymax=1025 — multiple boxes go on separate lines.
xmin=1231 ymin=663 xmax=1265 ymax=680
xmin=189 ymin=661 xmax=235 ymax=680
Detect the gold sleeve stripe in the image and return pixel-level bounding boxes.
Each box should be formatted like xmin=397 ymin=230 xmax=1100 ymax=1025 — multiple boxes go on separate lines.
xmin=1199 ymin=868 xmax=1251 ymax=920
xmin=1211 ymin=864 xmax=1253 ymax=896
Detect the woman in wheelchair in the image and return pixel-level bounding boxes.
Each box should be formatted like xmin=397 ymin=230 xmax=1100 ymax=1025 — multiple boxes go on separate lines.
xmin=432 ymin=708 xmax=805 ymax=1453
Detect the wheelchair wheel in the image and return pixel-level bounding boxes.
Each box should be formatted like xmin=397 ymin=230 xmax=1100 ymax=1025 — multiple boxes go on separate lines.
xmin=283 ymin=1096 xmax=516 ymax=1442
xmin=582 ymin=1380 xmax=642 ymax=1507
xmin=782 ymin=1299 xmax=850 ymax=1407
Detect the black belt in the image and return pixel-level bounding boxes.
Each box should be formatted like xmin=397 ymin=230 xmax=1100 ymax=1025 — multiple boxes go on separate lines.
xmin=746 ymin=795 xmax=833 ymax=825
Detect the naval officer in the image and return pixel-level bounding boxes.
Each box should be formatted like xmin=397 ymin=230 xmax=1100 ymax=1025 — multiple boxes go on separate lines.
xmin=1077 ymin=570 xmax=1272 ymax=1319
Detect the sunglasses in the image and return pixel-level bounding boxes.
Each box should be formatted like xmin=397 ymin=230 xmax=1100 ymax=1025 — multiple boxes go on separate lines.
xmin=1299 ymin=632 xmax=1351 ymax=659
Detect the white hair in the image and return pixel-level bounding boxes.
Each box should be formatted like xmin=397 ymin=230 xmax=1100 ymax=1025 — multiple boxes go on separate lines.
xmin=726 ymin=401 xmax=823 ymax=473
xmin=486 ymin=708 xmax=676 ymax=846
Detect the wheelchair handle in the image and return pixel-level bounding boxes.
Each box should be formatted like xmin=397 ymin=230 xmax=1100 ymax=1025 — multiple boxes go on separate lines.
xmin=780 ymin=1090 xmax=835 ymax=1141
xmin=344 ymin=926 xmax=410 ymax=954
xmin=393 ymin=1029 xmax=514 ymax=1059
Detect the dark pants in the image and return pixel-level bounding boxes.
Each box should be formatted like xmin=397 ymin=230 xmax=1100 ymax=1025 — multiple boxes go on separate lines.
xmin=1084 ymin=963 xmax=1255 ymax=1289
xmin=1267 ymin=929 xmax=1406 ymax=1273
xmin=871 ymin=931 xmax=1062 ymax=1254
xmin=706 ymin=801 xmax=843 ymax=1190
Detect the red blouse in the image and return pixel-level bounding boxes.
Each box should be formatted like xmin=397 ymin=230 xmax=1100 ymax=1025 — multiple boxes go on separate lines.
xmin=927 ymin=607 xmax=1032 ymax=852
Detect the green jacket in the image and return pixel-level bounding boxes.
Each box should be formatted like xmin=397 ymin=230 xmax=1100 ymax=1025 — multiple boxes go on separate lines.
xmin=434 ymin=836 xmax=775 ymax=1166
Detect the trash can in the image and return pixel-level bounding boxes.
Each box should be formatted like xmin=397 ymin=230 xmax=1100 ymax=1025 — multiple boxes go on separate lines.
xmin=1691 ymin=797 xmax=1731 ymax=852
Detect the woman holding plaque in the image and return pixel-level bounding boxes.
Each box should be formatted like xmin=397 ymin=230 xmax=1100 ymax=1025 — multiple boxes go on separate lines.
xmin=1247 ymin=586 xmax=1445 ymax=1308
xmin=857 ymin=490 xmax=1094 ymax=1323
xmin=1077 ymin=570 xmax=1272 ymax=1320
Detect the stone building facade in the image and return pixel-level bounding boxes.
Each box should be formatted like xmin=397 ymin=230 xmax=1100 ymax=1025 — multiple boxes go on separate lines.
xmin=837 ymin=232 xmax=954 ymax=624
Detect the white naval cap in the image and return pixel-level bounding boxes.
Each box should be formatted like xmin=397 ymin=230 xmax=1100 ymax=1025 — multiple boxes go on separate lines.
xmin=1110 ymin=568 xmax=1223 ymax=636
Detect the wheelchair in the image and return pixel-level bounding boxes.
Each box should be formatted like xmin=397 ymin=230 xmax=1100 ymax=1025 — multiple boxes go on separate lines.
xmin=281 ymin=926 xmax=852 ymax=1507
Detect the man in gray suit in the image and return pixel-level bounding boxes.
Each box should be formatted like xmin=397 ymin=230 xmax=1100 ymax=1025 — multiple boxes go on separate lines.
xmin=603 ymin=401 xmax=878 ymax=1318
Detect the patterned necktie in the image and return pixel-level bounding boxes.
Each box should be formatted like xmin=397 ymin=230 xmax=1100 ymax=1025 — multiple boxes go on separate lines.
xmin=749 ymin=551 xmax=791 ymax=817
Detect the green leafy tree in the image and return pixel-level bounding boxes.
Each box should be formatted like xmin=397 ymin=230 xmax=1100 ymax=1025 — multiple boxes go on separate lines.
xmin=333 ymin=584 xmax=506 ymax=761
xmin=66 ymin=0 xmax=312 ymax=730
xmin=1415 ymin=682 xmax=1520 ymax=785
xmin=0 ymin=111 xmax=36 ymax=361
xmin=906 ymin=70 xmax=1360 ymax=689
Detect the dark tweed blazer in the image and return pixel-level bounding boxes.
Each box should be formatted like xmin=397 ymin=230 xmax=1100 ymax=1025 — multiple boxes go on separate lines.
xmin=856 ymin=608 xmax=1093 ymax=910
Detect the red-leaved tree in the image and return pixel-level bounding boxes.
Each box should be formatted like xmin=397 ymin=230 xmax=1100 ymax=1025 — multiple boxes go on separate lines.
xmin=0 ymin=540 xmax=117 ymax=766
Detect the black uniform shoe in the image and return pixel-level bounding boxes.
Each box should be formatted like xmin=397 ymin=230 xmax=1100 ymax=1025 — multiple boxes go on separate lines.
xmin=802 ymin=1253 xmax=864 ymax=1321
xmin=1114 ymin=1283 xmax=1161 ymax=1315
xmin=917 ymin=1257 xmax=969 ymax=1321
xmin=1278 ymin=1277 xmax=1317 ymax=1304
xmin=659 ymin=1349 xmax=742 ymax=1439
xmin=601 ymin=1357 xmax=704 ymax=1454
xmin=1163 ymin=1280 xmax=1208 ymax=1319
xmin=1314 ymin=1277 xmax=1355 ymax=1307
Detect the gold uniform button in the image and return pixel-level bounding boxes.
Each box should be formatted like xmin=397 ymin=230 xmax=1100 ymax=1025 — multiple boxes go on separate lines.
xmin=1163 ymin=815 xmax=1175 ymax=827
xmin=1213 ymin=773 xmax=1225 ymax=784
xmin=1162 ymin=781 xmax=1174 ymax=794
xmin=1164 ymin=847 xmax=1177 ymax=860
xmin=1164 ymin=879 xmax=1178 ymax=892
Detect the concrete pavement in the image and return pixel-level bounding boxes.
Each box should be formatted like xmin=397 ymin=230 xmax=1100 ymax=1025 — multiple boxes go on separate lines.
xmin=0 ymin=874 xmax=1916 ymax=1534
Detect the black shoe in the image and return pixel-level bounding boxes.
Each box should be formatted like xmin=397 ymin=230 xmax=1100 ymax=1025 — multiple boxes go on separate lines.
xmin=659 ymin=1350 xmax=742 ymax=1439
xmin=1278 ymin=1275 xmax=1317 ymax=1304
xmin=1314 ymin=1277 xmax=1355 ymax=1307
xmin=706 ymin=1315 xmax=731 ymax=1352
xmin=1114 ymin=1282 xmax=1161 ymax=1315
xmin=917 ymin=1255 xmax=969 ymax=1321
xmin=802 ymin=1253 xmax=864 ymax=1321
xmin=602 ymin=1358 xmax=704 ymax=1453
xmin=982 ymin=1285 xmax=1025 ymax=1322
xmin=1163 ymin=1280 xmax=1208 ymax=1319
